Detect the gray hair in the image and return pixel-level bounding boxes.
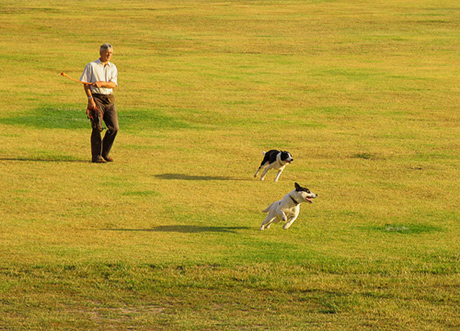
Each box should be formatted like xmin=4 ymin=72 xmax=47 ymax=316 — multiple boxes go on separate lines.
xmin=100 ymin=43 xmax=113 ymax=52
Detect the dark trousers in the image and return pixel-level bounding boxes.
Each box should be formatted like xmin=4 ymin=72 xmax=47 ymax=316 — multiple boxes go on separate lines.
xmin=91 ymin=94 xmax=119 ymax=160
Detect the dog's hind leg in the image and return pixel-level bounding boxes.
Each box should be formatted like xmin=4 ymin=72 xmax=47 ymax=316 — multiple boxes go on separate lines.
xmin=254 ymin=160 xmax=269 ymax=177
xmin=259 ymin=167 xmax=270 ymax=181
xmin=260 ymin=215 xmax=276 ymax=231
xmin=254 ymin=167 xmax=262 ymax=178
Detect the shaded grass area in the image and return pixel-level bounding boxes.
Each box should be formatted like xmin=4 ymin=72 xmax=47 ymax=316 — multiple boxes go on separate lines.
xmin=0 ymin=263 xmax=459 ymax=330
xmin=0 ymin=107 xmax=199 ymax=131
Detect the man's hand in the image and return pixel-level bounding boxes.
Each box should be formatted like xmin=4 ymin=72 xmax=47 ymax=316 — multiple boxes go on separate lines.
xmin=88 ymin=98 xmax=97 ymax=109
xmin=92 ymin=81 xmax=105 ymax=88
xmin=86 ymin=102 xmax=103 ymax=132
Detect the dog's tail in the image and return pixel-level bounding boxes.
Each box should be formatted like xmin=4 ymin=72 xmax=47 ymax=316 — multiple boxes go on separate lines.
xmin=262 ymin=151 xmax=266 ymax=155
xmin=262 ymin=202 xmax=275 ymax=213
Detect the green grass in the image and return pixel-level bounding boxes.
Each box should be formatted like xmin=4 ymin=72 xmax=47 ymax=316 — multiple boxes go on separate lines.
xmin=1 ymin=0 xmax=460 ymax=330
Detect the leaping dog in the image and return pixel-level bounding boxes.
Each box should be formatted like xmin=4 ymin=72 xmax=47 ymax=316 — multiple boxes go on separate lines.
xmin=260 ymin=182 xmax=317 ymax=230
xmin=254 ymin=150 xmax=294 ymax=182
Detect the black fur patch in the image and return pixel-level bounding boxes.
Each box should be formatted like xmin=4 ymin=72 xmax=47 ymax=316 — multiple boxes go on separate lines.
xmin=260 ymin=150 xmax=293 ymax=165
xmin=295 ymin=182 xmax=311 ymax=193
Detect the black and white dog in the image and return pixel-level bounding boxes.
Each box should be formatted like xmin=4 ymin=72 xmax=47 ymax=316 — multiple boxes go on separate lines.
xmin=260 ymin=183 xmax=317 ymax=230
xmin=254 ymin=150 xmax=294 ymax=182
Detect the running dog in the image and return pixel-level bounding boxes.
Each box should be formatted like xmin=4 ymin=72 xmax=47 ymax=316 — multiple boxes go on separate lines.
xmin=254 ymin=150 xmax=294 ymax=182
xmin=260 ymin=182 xmax=317 ymax=230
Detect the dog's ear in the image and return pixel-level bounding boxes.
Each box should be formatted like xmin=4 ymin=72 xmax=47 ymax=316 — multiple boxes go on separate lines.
xmin=295 ymin=182 xmax=301 ymax=190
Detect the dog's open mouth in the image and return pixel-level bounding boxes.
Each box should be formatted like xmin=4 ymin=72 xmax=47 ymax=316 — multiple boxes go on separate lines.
xmin=305 ymin=197 xmax=313 ymax=203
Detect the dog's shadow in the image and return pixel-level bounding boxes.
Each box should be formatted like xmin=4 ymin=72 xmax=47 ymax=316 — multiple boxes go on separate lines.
xmin=154 ymin=173 xmax=248 ymax=181
xmin=105 ymin=225 xmax=250 ymax=233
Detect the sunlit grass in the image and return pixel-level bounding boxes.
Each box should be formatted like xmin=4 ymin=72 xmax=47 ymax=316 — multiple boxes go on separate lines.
xmin=0 ymin=0 xmax=459 ymax=330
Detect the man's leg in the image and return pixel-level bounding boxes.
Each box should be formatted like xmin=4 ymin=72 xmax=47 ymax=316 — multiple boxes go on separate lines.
xmin=90 ymin=95 xmax=106 ymax=163
xmin=101 ymin=98 xmax=119 ymax=162
xmin=91 ymin=129 xmax=104 ymax=163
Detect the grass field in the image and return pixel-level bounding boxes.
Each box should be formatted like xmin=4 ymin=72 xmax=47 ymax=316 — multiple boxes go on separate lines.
xmin=1 ymin=0 xmax=460 ymax=330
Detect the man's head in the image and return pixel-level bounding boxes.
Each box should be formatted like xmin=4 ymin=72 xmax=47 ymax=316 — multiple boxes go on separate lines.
xmin=99 ymin=43 xmax=113 ymax=63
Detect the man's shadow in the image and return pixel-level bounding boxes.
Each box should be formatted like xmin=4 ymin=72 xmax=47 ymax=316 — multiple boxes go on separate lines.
xmin=0 ymin=157 xmax=89 ymax=163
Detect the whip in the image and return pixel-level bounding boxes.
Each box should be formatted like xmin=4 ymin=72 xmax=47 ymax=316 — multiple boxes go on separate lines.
xmin=60 ymin=72 xmax=93 ymax=85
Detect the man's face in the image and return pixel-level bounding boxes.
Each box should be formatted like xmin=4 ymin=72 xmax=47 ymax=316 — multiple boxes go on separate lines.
xmin=100 ymin=49 xmax=113 ymax=62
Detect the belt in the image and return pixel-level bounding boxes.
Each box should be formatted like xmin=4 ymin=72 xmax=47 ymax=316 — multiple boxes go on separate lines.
xmin=92 ymin=94 xmax=113 ymax=97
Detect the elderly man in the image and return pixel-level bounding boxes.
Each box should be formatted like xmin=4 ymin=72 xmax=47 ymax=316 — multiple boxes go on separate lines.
xmin=80 ymin=43 xmax=119 ymax=163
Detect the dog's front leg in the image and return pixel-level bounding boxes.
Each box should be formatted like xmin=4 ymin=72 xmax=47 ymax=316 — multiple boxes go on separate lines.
xmin=283 ymin=209 xmax=299 ymax=230
xmin=274 ymin=169 xmax=284 ymax=182
xmin=278 ymin=210 xmax=288 ymax=222
xmin=283 ymin=216 xmax=298 ymax=230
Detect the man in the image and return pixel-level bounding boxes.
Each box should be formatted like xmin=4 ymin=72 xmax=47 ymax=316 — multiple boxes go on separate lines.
xmin=80 ymin=43 xmax=119 ymax=163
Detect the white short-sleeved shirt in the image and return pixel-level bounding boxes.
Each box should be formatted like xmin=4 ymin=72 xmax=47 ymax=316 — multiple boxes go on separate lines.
xmin=80 ymin=59 xmax=118 ymax=95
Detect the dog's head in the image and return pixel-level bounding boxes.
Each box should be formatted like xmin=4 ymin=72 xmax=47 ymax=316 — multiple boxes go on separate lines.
xmin=294 ymin=182 xmax=317 ymax=203
xmin=280 ymin=151 xmax=294 ymax=164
